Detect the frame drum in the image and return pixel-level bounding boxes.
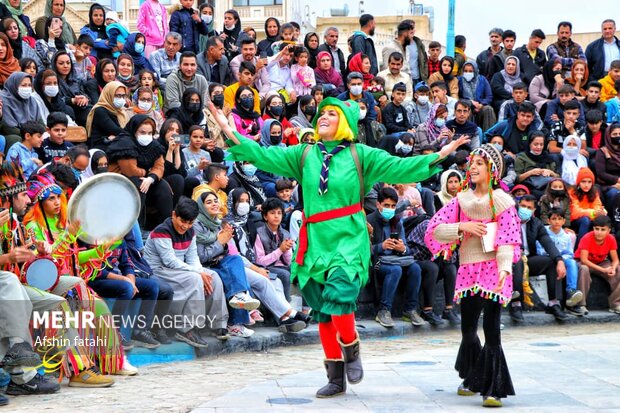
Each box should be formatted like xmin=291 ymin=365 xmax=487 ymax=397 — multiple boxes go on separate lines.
xmin=23 ymin=258 xmax=60 ymax=291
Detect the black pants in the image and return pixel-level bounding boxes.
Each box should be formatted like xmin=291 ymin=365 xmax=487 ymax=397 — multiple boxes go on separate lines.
xmin=130 ymin=176 xmax=174 ymax=230
xmin=456 ymin=294 xmax=514 ymax=398
xmin=512 ymin=255 xmax=561 ymax=303
xmin=163 ymin=174 xmax=185 ymax=206
xmin=417 ymin=260 xmax=457 ymax=308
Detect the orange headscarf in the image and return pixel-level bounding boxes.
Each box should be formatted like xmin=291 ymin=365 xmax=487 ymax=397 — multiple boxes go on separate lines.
xmin=0 ymin=33 xmax=20 ymax=88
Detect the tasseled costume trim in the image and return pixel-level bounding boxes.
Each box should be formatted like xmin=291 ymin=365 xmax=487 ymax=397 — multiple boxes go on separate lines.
xmin=53 ymin=230 xmax=115 ymax=282
xmin=454 ymin=284 xmax=510 ymax=307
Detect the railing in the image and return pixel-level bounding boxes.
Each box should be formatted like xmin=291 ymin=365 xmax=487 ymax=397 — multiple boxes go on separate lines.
xmin=234 ymin=5 xmax=283 ymax=19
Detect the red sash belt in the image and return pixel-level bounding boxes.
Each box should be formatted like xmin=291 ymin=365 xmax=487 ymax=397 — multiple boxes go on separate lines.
xmin=296 ymin=203 xmax=362 ymax=265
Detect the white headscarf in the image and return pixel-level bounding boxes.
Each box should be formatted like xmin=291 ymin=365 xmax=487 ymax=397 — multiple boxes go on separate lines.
xmin=561 ymin=135 xmax=588 ymax=185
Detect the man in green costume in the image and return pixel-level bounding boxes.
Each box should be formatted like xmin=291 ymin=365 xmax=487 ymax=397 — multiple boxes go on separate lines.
xmin=209 ymin=97 xmax=468 ymax=398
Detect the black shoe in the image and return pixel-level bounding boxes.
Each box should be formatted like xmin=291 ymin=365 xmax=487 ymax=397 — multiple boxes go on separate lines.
xmin=421 ymin=309 xmax=445 ymax=326
xmin=214 ymin=328 xmax=230 ymax=341
xmin=132 ymin=330 xmax=161 ymax=349
xmin=0 ymin=342 xmax=41 ymax=368
xmin=293 ymin=311 xmax=312 ymax=324
xmin=509 ymin=305 xmax=525 ymax=323
xmin=442 ymin=308 xmax=461 ymax=325
xmin=316 ymin=360 xmax=346 ymax=398
xmin=278 ymin=317 xmax=306 ymax=333
xmin=6 ymin=373 xmax=60 ymax=395
xmin=154 ymin=329 xmax=172 ymax=345
xmin=0 ymin=393 xmax=7 ymax=406
xmin=546 ymin=304 xmax=570 ymax=321
xmin=174 ymin=329 xmax=209 ymax=348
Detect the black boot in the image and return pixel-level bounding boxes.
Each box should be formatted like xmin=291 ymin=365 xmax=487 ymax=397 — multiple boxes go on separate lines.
xmin=315 ymin=359 xmax=346 ymax=398
xmin=337 ymin=333 xmax=363 ymax=384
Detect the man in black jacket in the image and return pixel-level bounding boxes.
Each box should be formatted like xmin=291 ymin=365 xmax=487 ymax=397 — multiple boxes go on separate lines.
xmin=513 ymin=29 xmax=547 ymax=85
xmin=317 ymin=27 xmax=346 ymax=81
xmin=196 ymin=36 xmax=232 ymax=86
xmin=476 ymin=28 xmax=503 ymax=79
xmin=510 ymin=195 xmax=569 ymax=322
xmin=350 ymin=14 xmax=378 ymax=76
xmin=585 ymin=19 xmax=620 ymax=82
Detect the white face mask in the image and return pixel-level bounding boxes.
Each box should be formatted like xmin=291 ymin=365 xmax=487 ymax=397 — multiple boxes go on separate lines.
xmin=462 ymin=72 xmax=474 ymax=82
xmin=113 ymin=97 xmax=126 ymax=109
xmin=138 ymin=100 xmax=152 ymax=111
xmin=202 ymin=15 xmax=213 ymax=24
xmin=417 ymin=95 xmax=429 ymax=105
xmin=225 ymin=24 xmax=235 ymax=31
xmin=44 ymin=85 xmax=59 ymax=97
xmin=136 ymin=134 xmax=153 ymax=146
xmin=236 ymin=202 xmax=250 ymax=216
xmin=18 ymin=86 xmax=32 ymax=99
xmin=349 ymin=85 xmax=363 ymax=96
xmin=359 ymin=109 xmax=367 ymax=120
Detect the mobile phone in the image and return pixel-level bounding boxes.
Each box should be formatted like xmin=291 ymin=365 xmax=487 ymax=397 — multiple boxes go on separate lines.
xmin=173 ymin=134 xmax=181 ymax=144
xmin=390 ymin=232 xmax=399 ymax=240
xmin=176 ymin=134 xmax=190 ymax=145
xmin=259 ymin=51 xmax=267 ymax=59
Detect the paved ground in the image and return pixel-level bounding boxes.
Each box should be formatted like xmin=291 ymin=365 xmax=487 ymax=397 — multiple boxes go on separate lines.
xmin=5 ymin=322 xmax=620 ymax=412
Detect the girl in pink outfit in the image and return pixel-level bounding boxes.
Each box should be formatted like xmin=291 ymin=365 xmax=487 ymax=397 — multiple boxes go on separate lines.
xmin=136 ymin=0 xmax=169 ymax=57
xmin=291 ymin=47 xmax=316 ymax=97
xmin=424 ymin=144 xmax=521 ymax=408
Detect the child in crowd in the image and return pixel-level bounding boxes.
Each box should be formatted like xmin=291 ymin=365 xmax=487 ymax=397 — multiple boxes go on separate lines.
xmin=169 ymin=0 xmax=209 ymax=53
xmin=7 ymin=121 xmax=45 ymax=180
xmin=192 ymin=163 xmax=229 ymax=216
xmin=511 ymin=184 xmax=530 ymax=201
xmin=536 ymin=207 xmax=583 ymax=308
xmin=574 ymin=215 xmax=620 ymax=315
xmin=136 ymin=69 xmax=163 ymax=113
xmin=539 ymin=178 xmax=571 ymax=226
xmin=106 ymin=11 xmax=130 ymax=58
xmin=37 ymin=112 xmax=74 ymax=164
xmin=406 ymin=82 xmax=432 ymax=127
xmin=291 ymin=46 xmax=315 ymax=97
xmin=275 ymin=179 xmax=295 ymax=214
xmin=182 ymin=126 xmax=211 ymax=183
xmin=368 ymin=76 xmax=388 ymax=110
xmin=254 ymin=198 xmax=293 ymax=301
xmin=383 ymin=82 xmax=415 ymax=135
xmin=560 ymin=135 xmax=588 ymax=185
xmin=599 ymin=59 xmax=620 ymax=102
xmin=605 ymin=79 xmax=620 ymax=123
xmin=299 ymin=128 xmax=316 ymax=144
xmin=581 ymin=109 xmax=606 ymax=157
xmin=73 ymin=34 xmax=95 ymax=81
xmin=310 ymin=85 xmax=323 ymax=106
xmin=569 ymin=167 xmax=606 ymax=244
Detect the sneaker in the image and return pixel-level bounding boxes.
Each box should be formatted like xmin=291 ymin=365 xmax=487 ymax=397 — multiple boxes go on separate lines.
xmin=403 ymin=310 xmax=427 ymax=326
xmin=0 ymin=342 xmax=41 ymax=368
xmin=132 ymin=330 xmax=161 ymax=349
xmin=583 ymin=306 xmax=589 ymax=315
xmin=546 ymin=303 xmax=569 ymax=321
xmin=174 ymin=329 xmax=209 ymax=348
xmin=121 ymin=336 xmax=134 ymax=351
xmin=609 ymin=306 xmax=620 ymax=314
xmin=115 ymin=356 xmax=138 ymax=376
xmin=214 ymin=328 xmax=230 ymax=341
xmin=250 ymin=309 xmax=264 ymax=323
xmin=508 ymin=305 xmax=524 ymax=323
xmin=442 ymin=308 xmax=461 ymax=325
xmin=69 ymin=367 xmax=115 ymax=388
xmin=565 ymin=289 xmax=584 ymax=308
xmin=421 ymin=309 xmax=445 ymax=326
xmin=457 ymin=382 xmax=475 ymax=396
xmin=566 ymin=305 xmax=586 ymax=317
xmin=6 ymin=373 xmax=60 ymax=395
xmin=228 ymin=292 xmax=261 ymax=311
xmin=154 ymin=329 xmax=172 ymax=345
xmin=511 ymin=290 xmax=520 ymax=300
xmin=227 ymin=324 xmax=254 ymax=338
xmin=293 ymin=311 xmax=312 ymax=324
xmin=375 ymin=309 xmax=395 ymax=328
xmin=278 ymin=317 xmax=306 ymax=333
xmin=482 ymin=396 xmax=503 ymax=407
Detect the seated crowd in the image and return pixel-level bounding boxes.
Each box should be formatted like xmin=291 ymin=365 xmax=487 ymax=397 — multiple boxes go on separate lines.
xmin=0 ymin=2 xmax=620 ymax=405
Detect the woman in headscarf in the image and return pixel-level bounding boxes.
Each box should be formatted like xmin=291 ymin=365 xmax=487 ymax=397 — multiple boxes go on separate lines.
xmin=0 ymin=32 xmax=20 ymax=89
xmin=123 ymin=32 xmax=155 ymax=74
xmin=35 ymin=16 xmax=72 ymax=69
xmin=347 ymin=52 xmax=373 ymax=90
xmin=413 ymin=103 xmax=450 ymax=153
xmin=116 ymin=53 xmax=140 ymax=91
xmin=289 ymin=94 xmax=317 ymax=129
xmin=257 ymin=17 xmax=280 ymax=58
xmin=86 ymin=80 xmax=128 ymax=149
xmin=304 ymin=32 xmax=320 ymax=69
xmin=33 ymin=68 xmax=76 ymax=121
xmin=81 ymin=148 xmax=107 ymax=180
xmin=225 ymin=188 xmax=258 ymax=259
xmin=1 ymin=17 xmax=41 ymax=66
xmin=262 ymin=93 xmax=298 ymax=145
xmin=167 ymin=87 xmax=206 ymax=131
xmin=136 ymin=0 xmax=169 ymax=57
xmin=79 ymin=3 xmax=111 ymax=59
xmin=491 ymin=55 xmax=522 ymax=112
xmin=0 ymin=0 xmax=35 ymax=40
xmin=127 ymin=86 xmax=164 ymax=132
xmin=565 ymin=59 xmax=589 ymax=99
xmin=529 ymin=58 xmax=563 ymax=112
xmin=51 ymin=50 xmax=92 ymax=126
xmin=458 ymin=61 xmax=496 ymax=131
xmin=83 ymin=57 xmax=116 ymax=103
xmin=560 ymin=135 xmax=588 ymax=186
xmin=434 ymin=169 xmax=463 ymax=211
xmin=34 ymin=0 xmax=77 ymax=45
xmin=314 ymin=51 xmax=345 ymax=97
xmin=220 ymin=9 xmax=241 ymax=61
xmin=594 ymin=123 xmax=620 ymax=217
xmin=515 ymin=130 xmax=559 ymax=198
xmin=427 ymin=56 xmax=459 ymax=98
xmin=229 ymin=85 xmax=263 ymax=140
xmin=0 ymin=71 xmax=45 ymax=129
xmin=197 ymin=3 xmax=218 ymax=53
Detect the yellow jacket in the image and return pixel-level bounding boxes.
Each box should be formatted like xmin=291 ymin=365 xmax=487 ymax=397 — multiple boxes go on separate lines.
xmin=599 ymin=74 xmax=618 ymax=102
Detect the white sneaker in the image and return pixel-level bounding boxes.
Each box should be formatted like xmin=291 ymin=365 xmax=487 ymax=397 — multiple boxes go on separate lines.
xmin=227 ymin=324 xmax=254 ymax=338
xmin=115 ymin=356 xmax=138 ymax=376
xmin=229 ymin=292 xmax=261 ymax=311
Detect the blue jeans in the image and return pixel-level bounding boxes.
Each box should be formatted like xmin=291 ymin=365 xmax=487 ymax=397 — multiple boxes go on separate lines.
xmin=211 ymin=254 xmax=251 ymax=325
xmin=571 ymin=216 xmax=591 ymax=246
xmin=377 ymin=262 xmax=421 ymax=312
xmin=564 ymin=257 xmax=578 ymax=291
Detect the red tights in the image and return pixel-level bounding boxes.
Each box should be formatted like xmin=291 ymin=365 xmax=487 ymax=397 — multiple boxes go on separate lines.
xmin=318 ymin=313 xmax=357 ymax=359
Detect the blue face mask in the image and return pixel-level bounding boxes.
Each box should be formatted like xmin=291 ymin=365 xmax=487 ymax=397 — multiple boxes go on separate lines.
xmin=434 ymin=118 xmax=446 ymax=128
xmin=134 ymin=42 xmax=145 ymax=54
xmin=518 ymin=207 xmax=533 ymax=222
xmin=493 ymin=143 xmax=503 ymax=152
xmin=380 ymin=207 xmax=395 ymax=221
xmin=242 ymin=164 xmax=257 ymax=176
xmin=564 ymin=147 xmax=579 ymax=157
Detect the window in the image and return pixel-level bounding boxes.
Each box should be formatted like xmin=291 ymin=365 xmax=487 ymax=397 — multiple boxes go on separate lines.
xmin=233 ymin=0 xmax=283 ymax=6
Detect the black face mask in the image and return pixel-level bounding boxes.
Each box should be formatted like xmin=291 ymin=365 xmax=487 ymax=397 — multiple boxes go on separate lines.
xmin=187 ymin=102 xmax=201 ymax=113
xmin=240 ymin=96 xmax=254 ymax=110
xmin=95 ymin=166 xmax=108 ymax=175
xmin=549 ymin=189 xmax=565 ymax=198
xmin=612 ymin=137 xmax=620 ymax=146
xmin=212 ymin=94 xmax=225 ymax=108
xmin=303 ymin=106 xmax=316 ymax=117
xmin=269 ymin=105 xmax=284 ymax=117
xmin=269 ymin=134 xmax=282 ymax=145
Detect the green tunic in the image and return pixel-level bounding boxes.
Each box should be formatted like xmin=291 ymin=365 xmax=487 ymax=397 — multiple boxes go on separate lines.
xmin=226 ymin=133 xmax=442 ymax=289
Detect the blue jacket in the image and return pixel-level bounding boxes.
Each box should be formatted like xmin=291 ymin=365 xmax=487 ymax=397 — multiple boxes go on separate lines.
xmin=336 ymin=90 xmax=378 ymax=121
xmin=458 ymin=74 xmax=493 ymax=105
xmin=169 ymin=7 xmax=209 ymax=53
xmin=585 ymin=37 xmax=620 ymax=81
xmin=484 ymin=117 xmax=537 ymax=154
xmin=606 ymin=98 xmax=620 ymax=123
xmin=543 ymin=98 xmax=586 ymax=127
xmin=79 ymin=25 xmax=111 ymax=58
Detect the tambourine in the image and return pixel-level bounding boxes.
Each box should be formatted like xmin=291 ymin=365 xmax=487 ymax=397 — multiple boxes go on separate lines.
xmin=23 ymin=257 xmax=60 ymax=291
xmin=67 ymin=173 xmax=140 ymax=244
